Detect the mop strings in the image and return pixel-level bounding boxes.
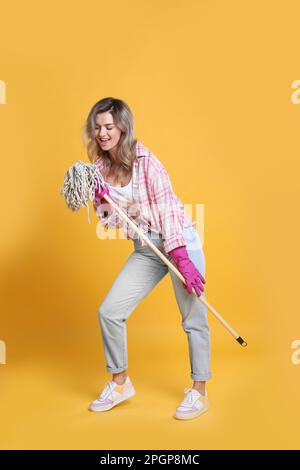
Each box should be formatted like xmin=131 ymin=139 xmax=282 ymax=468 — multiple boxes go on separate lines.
xmin=60 ymin=160 xmax=145 ymax=239
xmin=60 ymin=160 xmax=104 ymax=224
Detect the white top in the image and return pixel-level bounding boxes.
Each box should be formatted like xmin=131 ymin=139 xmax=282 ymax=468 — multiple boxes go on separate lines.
xmin=106 ymin=177 xmax=148 ymax=239
xmin=107 ymin=177 xmax=134 ymax=203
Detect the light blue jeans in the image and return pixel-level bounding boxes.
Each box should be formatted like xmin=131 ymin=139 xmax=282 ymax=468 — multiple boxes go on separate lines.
xmin=98 ymin=226 xmax=211 ymax=381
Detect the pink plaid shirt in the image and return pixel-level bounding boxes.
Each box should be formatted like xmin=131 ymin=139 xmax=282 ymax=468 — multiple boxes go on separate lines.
xmin=93 ymin=139 xmax=195 ymax=253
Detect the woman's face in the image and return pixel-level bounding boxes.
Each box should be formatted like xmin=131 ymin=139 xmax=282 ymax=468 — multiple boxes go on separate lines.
xmin=94 ymin=112 xmax=122 ymax=153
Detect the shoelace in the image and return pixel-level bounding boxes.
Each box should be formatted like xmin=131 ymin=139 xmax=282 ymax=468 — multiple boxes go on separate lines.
xmin=182 ymin=387 xmax=199 ymax=405
xmin=97 ymin=381 xmax=115 ymax=402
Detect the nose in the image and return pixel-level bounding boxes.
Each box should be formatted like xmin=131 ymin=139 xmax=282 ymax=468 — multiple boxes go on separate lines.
xmin=99 ymin=131 xmax=108 ymax=138
xmin=95 ymin=128 xmax=107 ymax=138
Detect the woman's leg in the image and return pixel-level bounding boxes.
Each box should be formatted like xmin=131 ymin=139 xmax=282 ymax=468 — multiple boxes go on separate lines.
xmin=98 ymin=233 xmax=169 ymax=379
xmin=166 ymin=226 xmax=211 ymax=391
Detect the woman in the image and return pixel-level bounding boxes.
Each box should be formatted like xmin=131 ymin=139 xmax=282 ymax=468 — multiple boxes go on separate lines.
xmin=83 ymin=97 xmax=211 ymax=420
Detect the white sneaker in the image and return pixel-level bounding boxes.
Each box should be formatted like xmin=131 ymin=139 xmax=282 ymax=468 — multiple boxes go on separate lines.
xmin=174 ymin=388 xmax=209 ymax=420
xmin=89 ymin=376 xmax=136 ymax=412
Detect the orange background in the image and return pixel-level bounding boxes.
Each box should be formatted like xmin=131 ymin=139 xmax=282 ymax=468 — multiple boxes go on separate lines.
xmin=0 ymin=0 xmax=300 ymax=449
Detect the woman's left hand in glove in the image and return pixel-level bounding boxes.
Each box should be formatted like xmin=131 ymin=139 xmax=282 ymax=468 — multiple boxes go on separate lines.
xmin=168 ymin=245 xmax=206 ymax=297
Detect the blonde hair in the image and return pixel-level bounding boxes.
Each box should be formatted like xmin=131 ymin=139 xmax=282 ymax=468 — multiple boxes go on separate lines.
xmin=82 ymin=97 xmax=138 ymax=182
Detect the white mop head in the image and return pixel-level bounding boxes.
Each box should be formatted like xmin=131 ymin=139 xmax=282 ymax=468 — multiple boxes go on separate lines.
xmin=60 ymin=160 xmax=104 ymax=224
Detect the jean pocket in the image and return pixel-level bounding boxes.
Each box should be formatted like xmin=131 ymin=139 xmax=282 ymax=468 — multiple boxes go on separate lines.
xmin=184 ymin=226 xmax=197 ymax=244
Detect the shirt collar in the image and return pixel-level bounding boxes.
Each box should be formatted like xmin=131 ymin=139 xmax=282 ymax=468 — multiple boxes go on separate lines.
xmin=135 ymin=139 xmax=150 ymax=158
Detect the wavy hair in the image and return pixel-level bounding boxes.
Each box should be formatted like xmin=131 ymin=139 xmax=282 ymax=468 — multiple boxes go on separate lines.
xmin=82 ymin=97 xmax=138 ymax=181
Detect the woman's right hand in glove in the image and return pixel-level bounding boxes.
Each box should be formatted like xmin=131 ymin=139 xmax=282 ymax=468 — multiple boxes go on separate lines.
xmin=94 ymin=178 xmax=110 ymax=202
xmin=93 ymin=178 xmax=111 ymax=220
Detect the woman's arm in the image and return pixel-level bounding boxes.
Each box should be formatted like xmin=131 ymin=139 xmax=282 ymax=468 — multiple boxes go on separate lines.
xmin=150 ymin=161 xmax=186 ymax=254
xmin=149 ymin=157 xmax=206 ymax=296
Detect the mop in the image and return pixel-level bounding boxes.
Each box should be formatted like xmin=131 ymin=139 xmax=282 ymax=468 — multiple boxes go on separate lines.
xmin=60 ymin=160 xmax=247 ymax=347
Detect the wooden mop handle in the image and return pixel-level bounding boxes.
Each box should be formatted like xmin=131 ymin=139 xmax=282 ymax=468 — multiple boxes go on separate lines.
xmin=101 ymin=192 xmax=247 ymax=347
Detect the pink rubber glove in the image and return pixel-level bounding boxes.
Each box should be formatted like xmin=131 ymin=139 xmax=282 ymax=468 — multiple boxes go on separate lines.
xmin=94 ymin=178 xmax=110 ymax=202
xmin=168 ymin=245 xmax=206 ymax=296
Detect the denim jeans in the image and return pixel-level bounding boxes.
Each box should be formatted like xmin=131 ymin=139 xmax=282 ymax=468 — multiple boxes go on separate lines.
xmin=98 ymin=226 xmax=211 ymax=381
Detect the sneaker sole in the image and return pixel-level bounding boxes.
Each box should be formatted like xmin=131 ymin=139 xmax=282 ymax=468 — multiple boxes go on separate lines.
xmin=173 ymin=404 xmax=208 ymax=420
xmin=89 ymin=387 xmax=136 ymax=412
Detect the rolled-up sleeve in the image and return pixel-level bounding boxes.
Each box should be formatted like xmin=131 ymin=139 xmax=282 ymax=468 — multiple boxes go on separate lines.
xmin=150 ymin=165 xmax=186 ymax=253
